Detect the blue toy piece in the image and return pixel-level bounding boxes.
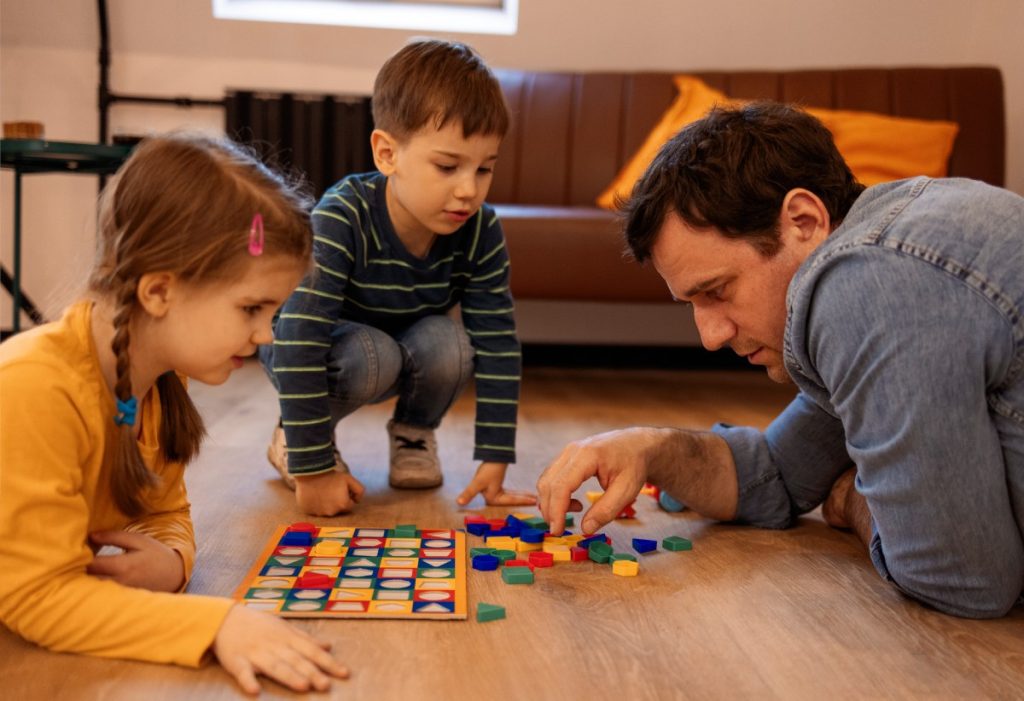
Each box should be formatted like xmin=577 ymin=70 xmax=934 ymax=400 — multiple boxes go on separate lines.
xmin=632 ymin=537 xmax=658 ymax=553
xmin=658 ymin=490 xmax=686 ymax=513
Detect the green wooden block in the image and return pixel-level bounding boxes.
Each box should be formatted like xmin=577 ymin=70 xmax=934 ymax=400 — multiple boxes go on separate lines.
xmin=663 ymin=536 xmax=693 ymax=551
xmin=393 ymin=525 xmax=418 ymax=537
xmin=610 ymin=553 xmax=637 ymax=562
xmin=476 ymin=602 xmax=506 ymax=622
xmin=564 ymin=514 xmax=575 ymax=527
xmin=493 ymin=549 xmax=517 ymax=563
xmin=588 ymin=541 xmax=613 ymax=564
xmin=501 ymin=566 xmax=534 ymax=584
xmin=470 ymin=547 xmax=496 ymax=558
xmin=523 ymin=516 xmax=548 ymax=530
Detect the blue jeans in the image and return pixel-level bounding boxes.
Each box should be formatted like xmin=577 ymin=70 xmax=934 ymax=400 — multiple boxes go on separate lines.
xmin=717 ymin=178 xmax=1024 ymax=618
xmin=261 ymin=314 xmax=474 ymax=432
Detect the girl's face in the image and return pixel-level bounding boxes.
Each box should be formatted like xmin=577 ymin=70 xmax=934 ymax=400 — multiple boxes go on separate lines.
xmin=148 ymin=254 xmax=305 ymax=386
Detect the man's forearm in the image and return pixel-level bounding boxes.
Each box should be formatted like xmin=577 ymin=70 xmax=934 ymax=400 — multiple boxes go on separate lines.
xmin=647 ymin=428 xmax=738 ymax=521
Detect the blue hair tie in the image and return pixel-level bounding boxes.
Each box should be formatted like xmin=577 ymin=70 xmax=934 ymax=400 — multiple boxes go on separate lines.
xmin=114 ymin=396 xmax=138 ymax=426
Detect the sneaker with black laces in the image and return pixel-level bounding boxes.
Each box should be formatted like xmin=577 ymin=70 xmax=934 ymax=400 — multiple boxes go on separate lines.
xmin=387 ymin=419 xmax=442 ymax=489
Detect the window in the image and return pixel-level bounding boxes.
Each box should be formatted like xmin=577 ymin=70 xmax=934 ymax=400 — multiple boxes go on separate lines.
xmin=212 ymin=0 xmax=518 ymax=35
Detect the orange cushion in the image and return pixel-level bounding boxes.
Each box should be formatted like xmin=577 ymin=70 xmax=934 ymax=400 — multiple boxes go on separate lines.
xmin=596 ymin=75 xmax=960 ymax=209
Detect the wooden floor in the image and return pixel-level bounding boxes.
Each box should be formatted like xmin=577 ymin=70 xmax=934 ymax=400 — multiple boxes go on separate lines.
xmin=3 ymin=360 xmax=1023 ymax=700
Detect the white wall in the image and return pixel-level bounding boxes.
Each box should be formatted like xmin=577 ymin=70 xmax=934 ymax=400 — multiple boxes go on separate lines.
xmin=2 ymin=0 xmax=1023 ymax=335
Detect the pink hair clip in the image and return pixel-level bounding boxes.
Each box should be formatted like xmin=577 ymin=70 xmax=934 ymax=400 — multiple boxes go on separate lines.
xmin=248 ymin=213 xmax=264 ymax=256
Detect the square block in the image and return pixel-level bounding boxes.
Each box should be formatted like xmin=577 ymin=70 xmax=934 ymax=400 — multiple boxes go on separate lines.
xmin=552 ymin=549 xmax=571 ymax=562
xmin=369 ymin=600 xmax=413 ymax=614
xmin=528 ymin=552 xmax=554 ymax=568
xmin=570 ymin=546 xmax=588 ymax=562
xmin=330 ymin=588 xmax=373 ymax=601
xmin=413 ymin=601 xmax=455 ymax=614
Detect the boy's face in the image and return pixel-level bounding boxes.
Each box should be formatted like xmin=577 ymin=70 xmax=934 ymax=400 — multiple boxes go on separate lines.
xmin=373 ymin=121 xmax=502 ymax=244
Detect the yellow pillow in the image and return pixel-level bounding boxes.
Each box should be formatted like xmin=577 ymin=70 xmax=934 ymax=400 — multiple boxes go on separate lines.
xmin=596 ymin=75 xmax=960 ymax=209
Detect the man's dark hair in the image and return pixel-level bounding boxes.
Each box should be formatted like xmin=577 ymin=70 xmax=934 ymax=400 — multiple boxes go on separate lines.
xmin=623 ymin=101 xmax=865 ymax=261
xmin=372 ymin=38 xmax=509 ymax=140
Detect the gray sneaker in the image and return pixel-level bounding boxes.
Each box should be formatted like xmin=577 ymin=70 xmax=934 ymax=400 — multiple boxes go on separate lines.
xmin=267 ymin=423 xmax=349 ymax=490
xmin=387 ymin=420 xmax=442 ymax=489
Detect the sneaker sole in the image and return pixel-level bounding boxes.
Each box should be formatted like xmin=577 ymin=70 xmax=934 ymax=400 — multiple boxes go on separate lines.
xmin=389 ymin=474 xmax=444 ymax=489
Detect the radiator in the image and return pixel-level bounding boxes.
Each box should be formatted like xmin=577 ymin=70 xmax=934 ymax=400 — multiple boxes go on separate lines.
xmin=225 ymin=91 xmax=375 ymax=198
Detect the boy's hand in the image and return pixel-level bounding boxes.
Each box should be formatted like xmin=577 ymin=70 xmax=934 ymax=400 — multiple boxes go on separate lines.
xmin=87 ymin=530 xmax=185 ymax=592
xmin=295 ymin=470 xmax=365 ymax=517
xmin=456 ymin=462 xmax=537 ymax=507
xmin=213 ymin=604 xmax=349 ymax=695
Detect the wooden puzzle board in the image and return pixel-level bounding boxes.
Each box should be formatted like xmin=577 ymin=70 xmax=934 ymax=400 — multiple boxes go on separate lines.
xmin=233 ymin=524 xmax=467 ymax=619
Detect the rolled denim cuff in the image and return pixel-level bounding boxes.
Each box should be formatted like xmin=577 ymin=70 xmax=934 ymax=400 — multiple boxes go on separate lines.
xmin=712 ymin=423 xmax=795 ymax=529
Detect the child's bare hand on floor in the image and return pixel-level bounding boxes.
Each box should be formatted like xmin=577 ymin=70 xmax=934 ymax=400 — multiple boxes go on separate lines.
xmin=213 ymin=605 xmax=349 ymax=695
xmin=456 ymin=461 xmax=537 ymax=507
xmin=87 ymin=530 xmax=185 ymax=592
xmin=295 ymin=470 xmax=365 ymax=516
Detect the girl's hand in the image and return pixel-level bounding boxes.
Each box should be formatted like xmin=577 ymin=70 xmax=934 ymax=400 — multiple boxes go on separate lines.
xmin=87 ymin=530 xmax=185 ymax=592
xmin=456 ymin=462 xmax=537 ymax=507
xmin=213 ymin=605 xmax=349 ymax=695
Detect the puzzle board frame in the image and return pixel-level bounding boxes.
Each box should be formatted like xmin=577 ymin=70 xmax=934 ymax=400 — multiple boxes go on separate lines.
xmin=233 ymin=524 xmax=467 ymax=619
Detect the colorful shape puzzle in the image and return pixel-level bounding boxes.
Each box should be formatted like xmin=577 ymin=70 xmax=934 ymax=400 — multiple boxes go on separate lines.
xmin=234 ymin=523 xmax=467 ymax=619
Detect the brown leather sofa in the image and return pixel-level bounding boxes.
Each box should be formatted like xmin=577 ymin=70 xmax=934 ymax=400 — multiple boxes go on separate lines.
xmin=490 ymin=67 xmax=1005 ymax=303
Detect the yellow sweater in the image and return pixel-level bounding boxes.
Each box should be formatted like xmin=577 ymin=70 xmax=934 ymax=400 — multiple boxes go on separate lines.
xmin=0 ymin=301 xmax=234 ymax=666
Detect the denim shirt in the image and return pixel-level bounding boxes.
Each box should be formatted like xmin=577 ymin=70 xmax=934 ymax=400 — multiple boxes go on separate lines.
xmin=714 ymin=177 xmax=1024 ymax=617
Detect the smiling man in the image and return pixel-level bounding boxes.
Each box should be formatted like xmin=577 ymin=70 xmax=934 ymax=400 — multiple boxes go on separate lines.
xmin=536 ymin=102 xmax=1024 ymax=619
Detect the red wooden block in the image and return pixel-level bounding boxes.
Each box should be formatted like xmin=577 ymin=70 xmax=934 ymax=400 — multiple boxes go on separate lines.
xmin=505 ymin=559 xmax=535 ymax=571
xmin=287 ymin=522 xmax=318 ymax=533
xmin=463 ymin=515 xmax=488 ymax=525
xmin=295 ymin=571 xmax=333 ymax=589
xmin=570 ymin=546 xmax=588 ymax=562
xmin=486 ymin=519 xmax=507 ymax=530
xmin=617 ymin=503 xmax=637 ymax=519
xmin=528 ymin=551 xmax=554 ymax=568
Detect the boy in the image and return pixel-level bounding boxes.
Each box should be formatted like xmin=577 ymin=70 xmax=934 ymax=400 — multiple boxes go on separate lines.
xmin=261 ymin=39 xmax=535 ymax=516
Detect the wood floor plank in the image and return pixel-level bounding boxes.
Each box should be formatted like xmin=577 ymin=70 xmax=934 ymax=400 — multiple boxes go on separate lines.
xmin=2 ymin=360 xmax=1021 ymax=700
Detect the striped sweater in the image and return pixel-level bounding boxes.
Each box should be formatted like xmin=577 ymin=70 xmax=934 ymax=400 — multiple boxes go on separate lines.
xmin=272 ymin=171 xmax=521 ymax=474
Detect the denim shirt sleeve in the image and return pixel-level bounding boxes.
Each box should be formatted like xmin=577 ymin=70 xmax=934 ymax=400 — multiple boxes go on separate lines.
xmin=713 ymin=391 xmax=852 ymax=529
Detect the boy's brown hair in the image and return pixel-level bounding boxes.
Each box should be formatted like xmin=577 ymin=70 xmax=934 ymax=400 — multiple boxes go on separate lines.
xmin=372 ymin=38 xmax=509 ymax=140
xmin=90 ymin=134 xmax=313 ymax=516
xmin=623 ymin=102 xmax=865 ymax=262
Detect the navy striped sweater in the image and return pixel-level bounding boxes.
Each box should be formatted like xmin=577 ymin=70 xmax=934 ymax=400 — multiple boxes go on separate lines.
xmin=271 ymin=171 xmax=521 ymax=475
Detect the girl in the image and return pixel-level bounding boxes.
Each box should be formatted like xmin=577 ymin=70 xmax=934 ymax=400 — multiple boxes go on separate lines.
xmin=0 ymin=134 xmax=348 ymax=694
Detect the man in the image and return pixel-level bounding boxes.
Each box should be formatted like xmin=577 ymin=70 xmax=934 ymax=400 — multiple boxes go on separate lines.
xmin=537 ymin=103 xmax=1024 ymax=618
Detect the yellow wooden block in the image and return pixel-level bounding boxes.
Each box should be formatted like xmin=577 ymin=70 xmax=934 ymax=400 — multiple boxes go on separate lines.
xmin=543 ymin=543 xmax=570 ymax=555
xmin=484 ymin=536 xmax=517 ymax=550
xmin=612 ymin=560 xmax=640 ymax=577
xmin=585 ymin=490 xmax=604 ymax=504
xmin=552 ymin=549 xmax=571 ymax=562
xmin=516 ymin=540 xmax=542 ymax=553
xmin=512 ymin=512 xmax=536 ymax=521
xmin=543 ymin=536 xmax=567 ymax=546
xmin=310 ymin=540 xmax=345 ymax=557
xmin=639 ymin=484 xmax=658 ymax=497
xmin=563 ymin=535 xmax=584 ymax=546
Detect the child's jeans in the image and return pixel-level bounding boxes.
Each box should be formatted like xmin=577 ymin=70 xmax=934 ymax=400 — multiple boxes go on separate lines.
xmin=260 ymin=314 xmax=475 ymax=432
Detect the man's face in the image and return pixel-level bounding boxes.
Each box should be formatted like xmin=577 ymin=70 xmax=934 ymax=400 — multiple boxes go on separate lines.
xmin=651 ymin=211 xmax=815 ymax=383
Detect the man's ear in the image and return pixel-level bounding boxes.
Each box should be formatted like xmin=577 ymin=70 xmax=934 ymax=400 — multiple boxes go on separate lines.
xmin=780 ymin=188 xmax=831 ymax=246
xmin=135 ymin=272 xmax=176 ymax=318
xmin=371 ymin=129 xmax=400 ymax=175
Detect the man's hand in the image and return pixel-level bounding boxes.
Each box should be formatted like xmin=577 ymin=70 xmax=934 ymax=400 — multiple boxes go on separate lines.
xmin=87 ymin=530 xmax=185 ymax=592
xmin=213 ymin=605 xmax=349 ymax=695
xmin=456 ymin=462 xmax=537 ymax=507
xmin=295 ymin=470 xmax=365 ymax=516
xmin=537 ymin=428 xmax=667 ymax=536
